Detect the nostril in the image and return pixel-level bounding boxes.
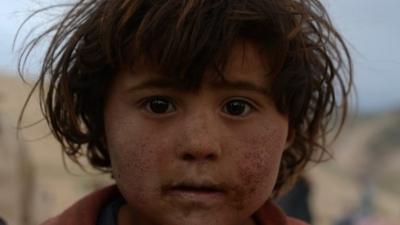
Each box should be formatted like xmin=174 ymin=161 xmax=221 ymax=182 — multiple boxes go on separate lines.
xmin=205 ymin=154 xmax=216 ymax=160
xmin=182 ymin=153 xmax=196 ymax=161
xmin=181 ymin=152 xmax=217 ymax=161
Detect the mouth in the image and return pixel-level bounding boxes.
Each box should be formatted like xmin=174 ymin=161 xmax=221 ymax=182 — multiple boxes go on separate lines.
xmin=170 ymin=182 xmax=224 ymax=192
xmin=163 ymin=181 xmax=227 ymax=204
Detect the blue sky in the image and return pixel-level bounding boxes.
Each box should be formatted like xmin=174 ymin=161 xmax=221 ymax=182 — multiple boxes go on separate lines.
xmin=1 ymin=0 xmax=399 ymax=113
xmin=323 ymin=0 xmax=400 ymax=113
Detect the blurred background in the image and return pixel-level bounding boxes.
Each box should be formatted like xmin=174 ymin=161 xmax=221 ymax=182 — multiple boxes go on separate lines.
xmin=0 ymin=0 xmax=399 ymax=225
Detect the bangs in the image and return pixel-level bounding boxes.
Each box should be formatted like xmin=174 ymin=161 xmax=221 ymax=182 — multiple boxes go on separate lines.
xmin=99 ymin=0 xmax=286 ymax=90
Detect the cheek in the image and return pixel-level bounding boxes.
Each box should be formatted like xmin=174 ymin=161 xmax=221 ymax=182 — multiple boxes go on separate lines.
xmin=104 ymin=111 xmax=160 ymax=203
xmin=110 ymin=135 xmax=155 ymax=180
xmin=231 ymin=123 xmax=287 ymax=209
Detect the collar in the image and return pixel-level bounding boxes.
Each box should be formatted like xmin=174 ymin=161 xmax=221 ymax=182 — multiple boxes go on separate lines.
xmin=41 ymin=185 xmax=307 ymax=225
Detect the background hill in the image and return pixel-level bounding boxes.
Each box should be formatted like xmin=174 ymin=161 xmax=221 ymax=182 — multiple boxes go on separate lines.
xmin=0 ymin=73 xmax=399 ymax=225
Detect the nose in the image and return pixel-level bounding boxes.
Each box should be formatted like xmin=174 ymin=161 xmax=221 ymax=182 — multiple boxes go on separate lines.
xmin=176 ymin=112 xmax=222 ymax=162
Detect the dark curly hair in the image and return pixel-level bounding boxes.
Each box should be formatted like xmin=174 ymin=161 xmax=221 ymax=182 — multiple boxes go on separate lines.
xmin=18 ymin=0 xmax=353 ymax=196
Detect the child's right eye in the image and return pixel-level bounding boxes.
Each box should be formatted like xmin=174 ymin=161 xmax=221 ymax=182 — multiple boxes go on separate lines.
xmin=141 ymin=96 xmax=176 ymax=114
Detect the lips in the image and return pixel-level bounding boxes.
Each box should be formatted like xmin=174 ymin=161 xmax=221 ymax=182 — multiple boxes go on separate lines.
xmin=169 ymin=182 xmax=225 ymax=193
xmin=163 ymin=180 xmax=227 ymax=204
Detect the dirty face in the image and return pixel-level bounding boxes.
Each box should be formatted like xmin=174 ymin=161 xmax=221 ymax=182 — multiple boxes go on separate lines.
xmin=104 ymin=41 xmax=290 ymax=225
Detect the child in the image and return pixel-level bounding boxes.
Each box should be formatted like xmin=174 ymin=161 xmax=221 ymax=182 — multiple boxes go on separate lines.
xmin=19 ymin=0 xmax=353 ymax=224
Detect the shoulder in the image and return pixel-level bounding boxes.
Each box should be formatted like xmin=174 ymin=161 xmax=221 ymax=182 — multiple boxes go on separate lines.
xmin=287 ymin=217 xmax=309 ymax=225
xmin=39 ymin=185 xmax=119 ymax=225
xmin=254 ymin=200 xmax=310 ymax=225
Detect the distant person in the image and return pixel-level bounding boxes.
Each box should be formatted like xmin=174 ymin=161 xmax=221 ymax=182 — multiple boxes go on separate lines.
xmin=277 ymin=177 xmax=313 ymax=224
xmin=0 ymin=217 xmax=6 ymax=225
xmin=18 ymin=0 xmax=353 ymax=225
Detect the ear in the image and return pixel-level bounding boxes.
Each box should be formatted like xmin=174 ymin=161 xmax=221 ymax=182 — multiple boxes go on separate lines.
xmin=284 ymin=128 xmax=295 ymax=150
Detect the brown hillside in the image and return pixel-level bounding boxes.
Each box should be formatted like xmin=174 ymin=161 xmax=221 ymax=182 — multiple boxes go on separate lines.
xmin=0 ymin=74 xmax=110 ymax=225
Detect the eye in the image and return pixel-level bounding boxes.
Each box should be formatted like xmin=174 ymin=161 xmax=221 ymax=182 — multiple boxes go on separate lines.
xmin=222 ymin=99 xmax=255 ymax=117
xmin=141 ymin=96 xmax=176 ymax=114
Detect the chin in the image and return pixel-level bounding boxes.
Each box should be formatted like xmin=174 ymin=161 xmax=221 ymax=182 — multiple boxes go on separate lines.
xmin=151 ymin=206 xmax=252 ymax=225
xmin=159 ymin=215 xmax=238 ymax=225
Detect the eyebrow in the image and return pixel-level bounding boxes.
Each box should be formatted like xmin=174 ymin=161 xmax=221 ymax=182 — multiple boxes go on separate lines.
xmin=126 ymin=78 xmax=270 ymax=96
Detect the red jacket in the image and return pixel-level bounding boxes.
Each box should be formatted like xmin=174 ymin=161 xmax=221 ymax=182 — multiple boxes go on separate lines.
xmin=41 ymin=185 xmax=308 ymax=225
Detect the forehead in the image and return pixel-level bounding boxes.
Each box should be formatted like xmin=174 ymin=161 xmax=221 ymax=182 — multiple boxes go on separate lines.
xmin=118 ymin=40 xmax=271 ymax=90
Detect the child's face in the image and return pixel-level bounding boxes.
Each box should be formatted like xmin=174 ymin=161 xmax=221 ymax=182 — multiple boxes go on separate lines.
xmin=104 ymin=41 xmax=290 ymax=225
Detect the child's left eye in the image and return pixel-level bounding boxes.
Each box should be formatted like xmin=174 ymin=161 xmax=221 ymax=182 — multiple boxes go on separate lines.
xmin=222 ymin=99 xmax=255 ymax=117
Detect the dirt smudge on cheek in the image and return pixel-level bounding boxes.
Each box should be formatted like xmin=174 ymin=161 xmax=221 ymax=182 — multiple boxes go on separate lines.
xmin=114 ymin=136 xmax=156 ymax=174
xmin=227 ymin=149 xmax=269 ymax=211
xmin=229 ymin=128 xmax=285 ymax=212
xmin=110 ymin=135 xmax=160 ymax=203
